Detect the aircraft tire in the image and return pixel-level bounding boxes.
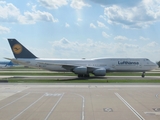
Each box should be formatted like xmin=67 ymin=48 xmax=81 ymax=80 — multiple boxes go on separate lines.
xmin=141 ymin=72 xmax=145 ymax=78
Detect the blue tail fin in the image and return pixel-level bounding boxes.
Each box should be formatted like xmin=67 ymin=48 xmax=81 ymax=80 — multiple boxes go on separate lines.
xmin=7 ymin=61 xmax=14 ymax=66
xmin=8 ymin=39 xmax=37 ymax=58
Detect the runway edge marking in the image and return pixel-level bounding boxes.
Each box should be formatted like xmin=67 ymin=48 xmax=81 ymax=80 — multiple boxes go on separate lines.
xmin=11 ymin=93 xmax=45 ymax=120
xmin=0 ymin=92 xmax=30 ymax=110
xmin=44 ymin=93 xmax=65 ymax=120
xmin=115 ymin=92 xmax=145 ymax=120
xmin=73 ymin=93 xmax=85 ymax=120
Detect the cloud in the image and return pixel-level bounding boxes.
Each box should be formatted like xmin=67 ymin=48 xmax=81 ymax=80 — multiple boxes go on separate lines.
xmin=38 ymin=0 xmax=91 ymax=10
xmin=0 ymin=2 xmax=58 ymax=24
xmin=102 ymin=31 xmax=110 ymax=38
xmin=139 ymin=36 xmax=149 ymax=41
xmin=0 ymin=1 xmax=20 ymax=23
xmin=97 ymin=21 xmax=108 ymax=28
xmin=51 ymin=38 xmax=111 ymax=58
xmin=50 ymin=37 xmax=159 ymax=61
xmin=90 ymin=0 xmax=140 ymax=7
xmin=65 ymin=23 xmax=70 ymax=27
xmin=147 ymin=41 xmax=158 ymax=47
xmin=103 ymin=0 xmax=160 ymax=29
xmin=70 ymin=0 xmax=91 ymax=9
xmin=38 ymin=0 xmax=68 ymax=9
xmin=77 ymin=18 xmax=83 ymax=21
xmin=143 ymin=0 xmax=160 ymax=20
xmin=0 ymin=26 xmax=10 ymax=34
xmin=90 ymin=23 xmax=96 ymax=28
xmin=114 ymin=36 xmax=128 ymax=41
xmin=19 ymin=7 xmax=58 ymax=24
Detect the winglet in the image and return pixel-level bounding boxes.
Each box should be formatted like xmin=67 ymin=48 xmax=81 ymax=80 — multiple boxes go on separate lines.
xmin=8 ymin=39 xmax=37 ymax=59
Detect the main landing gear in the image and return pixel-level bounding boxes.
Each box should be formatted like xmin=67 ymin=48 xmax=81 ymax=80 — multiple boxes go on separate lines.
xmin=141 ymin=72 xmax=145 ymax=78
xmin=78 ymin=74 xmax=90 ymax=78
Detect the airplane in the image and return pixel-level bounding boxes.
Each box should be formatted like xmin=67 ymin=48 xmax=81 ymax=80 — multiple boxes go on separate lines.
xmin=0 ymin=61 xmax=15 ymax=68
xmin=6 ymin=39 xmax=158 ymax=78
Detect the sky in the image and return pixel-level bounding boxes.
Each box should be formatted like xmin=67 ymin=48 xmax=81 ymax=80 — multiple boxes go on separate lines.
xmin=0 ymin=0 xmax=160 ymax=62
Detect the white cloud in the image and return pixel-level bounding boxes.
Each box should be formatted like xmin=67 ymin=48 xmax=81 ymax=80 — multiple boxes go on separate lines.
xmin=70 ymin=0 xmax=91 ymax=9
xmin=103 ymin=0 xmax=160 ymax=29
xmin=51 ymin=38 xmax=111 ymax=58
xmin=38 ymin=0 xmax=68 ymax=9
xmin=139 ymin=36 xmax=149 ymax=41
xmin=147 ymin=41 xmax=158 ymax=47
xmin=39 ymin=0 xmax=91 ymax=10
xmin=50 ymin=38 xmax=159 ymax=61
xmin=19 ymin=9 xmax=58 ymax=24
xmin=114 ymin=36 xmax=128 ymax=41
xmin=99 ymin=15 xmax=106 ymax=20
xmin=102 ymin=31 xmax=110 ymax=38
xmin=0 ymin=2 xmax=58 ymax=24
xmin=0 ymin=26 xmax=10 ymax=34
xmin=0 ymin=1 xmax=20 ymax=23
xmin=65 ymin=23 xmax=70 ymax=27
xmin=143 ymin=0 xmax=160 ymax=19
xmin=90 ymin=23 xmax=96 ymax=28
xmin=90 ymin=0 xmax=140 ymax=7
xmin=97 ymin=21 xmax=107 ymax=28
xmin=77 ymin=18 xmax=83 ymax=21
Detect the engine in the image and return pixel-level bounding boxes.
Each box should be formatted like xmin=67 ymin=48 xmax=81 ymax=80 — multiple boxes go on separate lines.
xmin=93 ymin=68 xmax=106 ymax=76
xmin=73 ymin=66 xmax=87 ymax=74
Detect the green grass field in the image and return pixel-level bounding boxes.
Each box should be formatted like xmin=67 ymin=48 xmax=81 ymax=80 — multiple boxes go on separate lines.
xmin=7 ymin=78 xmax=160 ymax=83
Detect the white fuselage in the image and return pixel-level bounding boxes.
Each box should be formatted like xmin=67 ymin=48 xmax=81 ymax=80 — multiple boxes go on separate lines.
xmin=14 ymin=58 xmax=158 ymax=73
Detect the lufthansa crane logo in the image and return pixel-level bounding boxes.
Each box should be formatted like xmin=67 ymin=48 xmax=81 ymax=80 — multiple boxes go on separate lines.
xmin=12 ymin=44 xmax=22 ymax=54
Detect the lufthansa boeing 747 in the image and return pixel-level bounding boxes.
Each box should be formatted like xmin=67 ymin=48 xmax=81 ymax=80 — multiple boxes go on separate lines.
xmin=6 ymin=39 xmax=158 ymax=78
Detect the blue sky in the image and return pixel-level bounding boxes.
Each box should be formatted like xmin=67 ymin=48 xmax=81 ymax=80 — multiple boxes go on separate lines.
xmin=0 ymin=0 xmax=160 ymax=62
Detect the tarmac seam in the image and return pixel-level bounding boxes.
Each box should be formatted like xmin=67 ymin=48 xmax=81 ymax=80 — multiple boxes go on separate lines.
xmin=115 ymin=92 xmax=145 ymax=120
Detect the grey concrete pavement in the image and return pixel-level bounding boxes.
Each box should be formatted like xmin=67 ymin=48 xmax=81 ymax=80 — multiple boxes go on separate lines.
xmin=0 ymin=84 xmax=160 ymax=120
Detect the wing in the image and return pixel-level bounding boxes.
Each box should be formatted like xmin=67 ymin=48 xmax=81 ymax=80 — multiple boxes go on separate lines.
xmin=38 ymin=62 xmax=98 ymax=72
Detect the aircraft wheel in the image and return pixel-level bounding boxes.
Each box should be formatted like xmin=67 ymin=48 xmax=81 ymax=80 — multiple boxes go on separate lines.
xmin=78 ymin=74 xmax=83 ymax=78
xmin=141 ymin=72 xmax=145 ymax=78
xmin=84 ymin=74 xmax=90 ymax=77
xmin=78 ymin=74 xmax=90 ymax=78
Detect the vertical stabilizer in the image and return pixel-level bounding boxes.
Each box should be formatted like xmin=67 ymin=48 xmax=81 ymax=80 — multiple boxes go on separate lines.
xmin=8 ymin=39 xmax=37 ymax=58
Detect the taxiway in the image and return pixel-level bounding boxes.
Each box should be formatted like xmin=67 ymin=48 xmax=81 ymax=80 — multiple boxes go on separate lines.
xmin=0 ymin=83 xmax=160 ymax=120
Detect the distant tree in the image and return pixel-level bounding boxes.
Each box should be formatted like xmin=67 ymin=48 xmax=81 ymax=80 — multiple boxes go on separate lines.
xmin=156 ymin=61 xmax=160 ymax=68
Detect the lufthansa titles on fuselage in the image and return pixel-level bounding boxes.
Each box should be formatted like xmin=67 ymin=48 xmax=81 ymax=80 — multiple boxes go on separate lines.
xmin=118 ymin=61 xmax=139 ymax=65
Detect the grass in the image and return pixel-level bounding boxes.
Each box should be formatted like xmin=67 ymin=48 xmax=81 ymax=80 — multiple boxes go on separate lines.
xmin=4 ymin=77 xmax=160 ymax=83
xmin=0 ymin=72 xmax=76 ymax=76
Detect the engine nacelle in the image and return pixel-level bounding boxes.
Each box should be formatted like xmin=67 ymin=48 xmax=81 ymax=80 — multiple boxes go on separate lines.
xmin=93 ymin=68 xmax=106 ymax=76
xmin=73 ymin=66 xmax=87 ymax=74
